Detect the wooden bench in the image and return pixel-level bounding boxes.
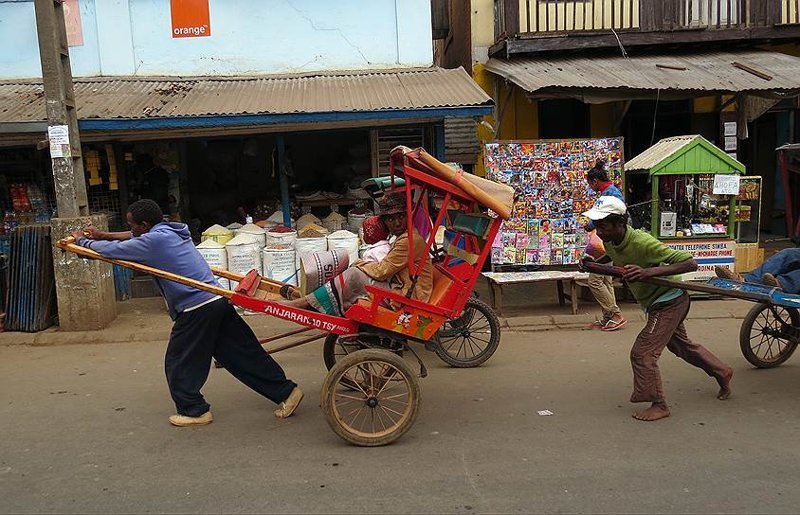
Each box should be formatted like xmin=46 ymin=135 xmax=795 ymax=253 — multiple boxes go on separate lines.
xmin=482 ymin=271 xmax=590 ymax=315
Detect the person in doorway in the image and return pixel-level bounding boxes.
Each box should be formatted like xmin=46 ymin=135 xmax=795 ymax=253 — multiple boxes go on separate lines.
xmin=714 ymin=248 xmax=800 ymax=294
xmin=584 ymin=161 xmax=627 ymax=331
xmin=281 ymin=190 xmax=433 ymax=316
xmin=581 ymin=196 xmax=733 ymax=421
xmin=72 ymin=199 xmax=303 ymax=427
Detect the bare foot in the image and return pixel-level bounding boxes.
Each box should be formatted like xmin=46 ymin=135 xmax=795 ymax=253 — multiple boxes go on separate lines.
xmin=716 ymin=368 xmax=733 ymax=400
xmin=632 ymin=402 xmax=671 ymax=421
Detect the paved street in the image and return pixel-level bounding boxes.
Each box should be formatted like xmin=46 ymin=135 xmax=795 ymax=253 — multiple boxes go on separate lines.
xmin=2 ymin=301 xmax=800 ymax=514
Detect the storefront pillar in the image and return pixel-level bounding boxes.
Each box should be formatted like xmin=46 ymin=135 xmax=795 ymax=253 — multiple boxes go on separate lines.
xmin=276 ymin=134 xmax=291 ymax=227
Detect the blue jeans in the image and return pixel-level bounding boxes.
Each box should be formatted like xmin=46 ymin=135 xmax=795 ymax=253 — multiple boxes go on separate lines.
xmin=741 ymin=248 xmax=800 ymax=294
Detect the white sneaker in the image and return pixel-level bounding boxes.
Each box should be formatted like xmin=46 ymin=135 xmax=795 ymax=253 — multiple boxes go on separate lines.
xmin=169 ymin=411 xmax=213 ymax=427
xmin=274 ymin=387 xmax=304 ymax=419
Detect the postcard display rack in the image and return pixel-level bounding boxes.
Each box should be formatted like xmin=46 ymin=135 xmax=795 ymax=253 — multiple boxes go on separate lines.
xmin=484 ymin=138 xmax=623 ymax=269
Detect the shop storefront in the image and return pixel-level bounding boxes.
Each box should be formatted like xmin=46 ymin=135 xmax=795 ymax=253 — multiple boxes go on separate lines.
xmin=0 ymin=67 xmax=493 ymax=306
xmin=625 ymin=135 xmax=747 ymax=280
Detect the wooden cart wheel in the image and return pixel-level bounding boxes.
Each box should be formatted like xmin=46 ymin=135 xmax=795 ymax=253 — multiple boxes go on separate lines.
xmin=434 ymin=297 xmax=501 ymax=368
xmin=322 ymin=333 xmax=367 ymax=370
xmin=321 ymin=349 xmax=421 ymax=447
xmin=739 ymin=304 xmax=800 ymax=368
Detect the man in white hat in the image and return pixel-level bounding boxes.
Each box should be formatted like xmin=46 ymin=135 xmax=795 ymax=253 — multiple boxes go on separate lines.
xmin=582 ymin=196 xmax=733 ymax=421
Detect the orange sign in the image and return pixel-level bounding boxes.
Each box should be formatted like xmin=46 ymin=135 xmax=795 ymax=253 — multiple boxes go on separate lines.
xmin=170 ymin=0 xmax=211 ymax=38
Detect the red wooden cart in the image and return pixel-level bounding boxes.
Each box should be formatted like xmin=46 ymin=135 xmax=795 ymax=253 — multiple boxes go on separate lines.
xmin=58 ymin=146 xmax=515 ymax=446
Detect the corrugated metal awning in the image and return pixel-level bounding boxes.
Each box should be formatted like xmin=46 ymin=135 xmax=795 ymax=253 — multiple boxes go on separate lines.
xmin=626 ymin=135 xmax=745 ymax=175
xmin=485 ymin=50 xmax=800 ymax=102
xmin=0 ymin=66 xmax=493 ymax=131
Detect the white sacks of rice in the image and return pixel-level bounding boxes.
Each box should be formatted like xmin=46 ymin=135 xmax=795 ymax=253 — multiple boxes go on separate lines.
xmin=295 ymin=224 xmax=329 ymax=268
xmin=225 ymin=233 xmax=263 ymax=289
xmin=262 ymin=246 xmax=298 ymax=286
xmin=265 ymin=226 xmax=297 ymax=248
xmin=235 ymin=223 xmax=267 ymax=247
xmin=327 ymin=229 xmax=359 ymax=266
xmin=196 ymin=239 xmax=231 ymax=290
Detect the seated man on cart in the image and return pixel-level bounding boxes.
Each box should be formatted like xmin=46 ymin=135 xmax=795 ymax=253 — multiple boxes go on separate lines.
xmin=715 ymin=248 xmax=800 ymax=294
xmin=282 ymin=190 xmax=433 ymax=316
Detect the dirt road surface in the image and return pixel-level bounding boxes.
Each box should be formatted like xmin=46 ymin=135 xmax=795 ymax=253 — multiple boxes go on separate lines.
xmin=2 ymin=309 xmax=800 ymax=513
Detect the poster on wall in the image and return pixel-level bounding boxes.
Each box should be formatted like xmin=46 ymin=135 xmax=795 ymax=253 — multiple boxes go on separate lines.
xmin=63 ymin=0 xmax=84 ymax=47
xmin=170 ymin=0 xmax=211 ymax=38
xmin=484 ymin=138 xmax=623 ymax=267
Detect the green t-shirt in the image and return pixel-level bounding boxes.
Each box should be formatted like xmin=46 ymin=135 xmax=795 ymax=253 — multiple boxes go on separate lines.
xmin=604 ymin=227 xmax=693 ymax=310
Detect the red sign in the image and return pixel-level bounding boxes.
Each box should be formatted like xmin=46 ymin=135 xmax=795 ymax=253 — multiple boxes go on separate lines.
xmin=170 ymin=0 xmax=211 ymax=38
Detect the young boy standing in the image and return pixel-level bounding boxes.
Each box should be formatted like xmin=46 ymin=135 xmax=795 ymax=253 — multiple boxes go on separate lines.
xmin=73 ymin=199 xmax=303 ymax=427
xmin=582 ymin=197 xmax=733 ymax=421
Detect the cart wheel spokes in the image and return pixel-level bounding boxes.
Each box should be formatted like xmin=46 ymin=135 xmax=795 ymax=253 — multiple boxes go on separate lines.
xmin=740 ymin=304 xmax=800 ymax=369
xmin=434 ymin=298 xmax=501 ymax=368
xmin=321 ymin=349 xmax=420 ymax=447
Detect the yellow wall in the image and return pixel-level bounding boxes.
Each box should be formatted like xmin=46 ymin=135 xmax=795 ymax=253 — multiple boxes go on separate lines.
xmin=694 ymin=96 xmax=717 ymax=114
xmin=590 ymin=104 xmax=615 ymax=137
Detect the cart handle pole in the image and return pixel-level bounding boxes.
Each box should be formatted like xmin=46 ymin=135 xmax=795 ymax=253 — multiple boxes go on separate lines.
xmin=584 ymin=262 xmax=771 ymax=303
xmin=56 ymin=238 xmax=233 ymax=299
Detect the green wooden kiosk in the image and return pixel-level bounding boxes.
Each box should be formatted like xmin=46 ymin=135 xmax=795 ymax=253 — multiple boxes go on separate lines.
xmin=625 ymin=135 xmax=745 ymax=280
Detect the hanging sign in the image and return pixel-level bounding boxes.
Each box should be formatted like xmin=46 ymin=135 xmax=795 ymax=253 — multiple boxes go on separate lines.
xmin=170 ymin=0 xmax=211 ymax=38
xmin=712 ymin=174 xmax=740 ymax=195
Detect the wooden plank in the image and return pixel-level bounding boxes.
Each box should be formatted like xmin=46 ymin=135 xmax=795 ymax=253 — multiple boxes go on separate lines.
xmin=504 ymin=0 xmax=519 ymax=36
xmin=572 ymin=0 xmax=577 ymax=30
xmin=504 ymin=24 xmax=800 ymax=54
xmin=611 ymin=0 xmax=616 ymax=28
xmin=525 ymin=0 xmax=531 ymax=32
xmin=629 ymin=0 xmax=634 ymax=28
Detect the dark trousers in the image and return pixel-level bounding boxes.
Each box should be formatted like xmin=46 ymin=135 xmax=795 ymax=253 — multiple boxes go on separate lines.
xmin=630 ymin=293 xmax=730 ymax=404
xmin=165 ymin=298 xmax=296 ymax=416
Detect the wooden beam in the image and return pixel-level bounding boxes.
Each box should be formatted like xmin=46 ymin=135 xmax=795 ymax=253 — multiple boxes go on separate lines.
xmin=505 ymin=24 xmax=800 ymax=54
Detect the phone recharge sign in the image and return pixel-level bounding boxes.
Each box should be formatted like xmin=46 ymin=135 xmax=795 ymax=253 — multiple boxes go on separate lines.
xmin=170 ymin=0 xmax=211 ymax=38
xmin=664 ymin=239 xmax=736 ymax=281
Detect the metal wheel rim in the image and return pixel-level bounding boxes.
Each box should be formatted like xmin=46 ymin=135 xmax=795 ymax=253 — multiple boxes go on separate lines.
xmin=331 ymin=359 xmax=415 ymax=439
xmin=439 ymin=306 xmax=492 ymax=360
xmin=748 ymin=306 xmax=795 ymax=363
